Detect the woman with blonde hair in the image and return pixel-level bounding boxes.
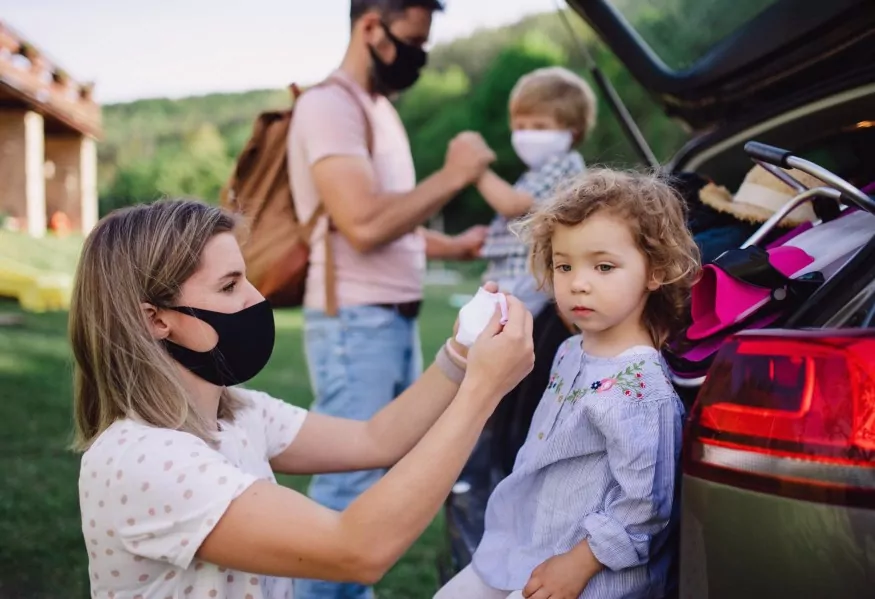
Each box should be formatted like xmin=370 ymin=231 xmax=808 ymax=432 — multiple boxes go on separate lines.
xmin=71 ymin=199 xmax=534 ymax=598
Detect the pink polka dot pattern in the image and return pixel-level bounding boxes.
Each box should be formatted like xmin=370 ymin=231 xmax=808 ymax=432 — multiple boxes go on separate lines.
xmin=78 ymin=389 xmax=303 ymax=598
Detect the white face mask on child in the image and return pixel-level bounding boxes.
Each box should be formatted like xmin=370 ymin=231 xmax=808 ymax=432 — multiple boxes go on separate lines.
xmin=512 ymin=130 xmax=574 ymax=169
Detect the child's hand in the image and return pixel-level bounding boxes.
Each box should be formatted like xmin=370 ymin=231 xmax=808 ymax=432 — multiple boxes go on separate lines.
xmin=523 ymin=548 xmax=600 ymax=599
xmin=452 ymin=225 xmax=489 ymax=260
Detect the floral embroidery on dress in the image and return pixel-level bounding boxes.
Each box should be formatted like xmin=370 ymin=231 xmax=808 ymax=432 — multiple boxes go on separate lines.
xmin=547 ymin=370 xmax=565 ymax=401
xmin=582 ymin=360 xmax=648 ymax=400
xmin=565 ymin=388 xmax=587 ymax=404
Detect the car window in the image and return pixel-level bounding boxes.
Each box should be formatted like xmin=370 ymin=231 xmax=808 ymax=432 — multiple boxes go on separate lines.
xmin=609 ymin=0 xmax=778 ymax=70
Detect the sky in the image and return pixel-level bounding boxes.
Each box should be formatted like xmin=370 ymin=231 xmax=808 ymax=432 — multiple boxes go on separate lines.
xmin=2 ymin=0 xmax=561 ymax=104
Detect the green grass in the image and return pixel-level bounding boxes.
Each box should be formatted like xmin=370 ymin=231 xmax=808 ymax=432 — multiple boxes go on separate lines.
xmin=0 ymin=230 xmax=84 ymax=273
xmin=0 ymin=278 xmax=472 ymax=598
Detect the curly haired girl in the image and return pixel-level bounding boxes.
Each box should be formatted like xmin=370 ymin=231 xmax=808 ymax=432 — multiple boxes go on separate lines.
xmin=435 ymin=168 xmax=700 ymax=599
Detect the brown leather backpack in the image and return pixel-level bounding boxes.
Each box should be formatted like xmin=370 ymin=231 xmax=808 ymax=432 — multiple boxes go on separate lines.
xmin=220 ymin=76 xmax=373 ymax=315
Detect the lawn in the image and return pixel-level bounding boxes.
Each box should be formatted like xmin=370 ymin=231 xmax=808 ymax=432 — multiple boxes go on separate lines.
xmin=0 ymin=230 xmax=478 ymax=598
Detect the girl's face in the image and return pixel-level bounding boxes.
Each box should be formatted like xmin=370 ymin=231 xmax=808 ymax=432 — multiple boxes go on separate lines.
xmin=160 ymin=232 xmax=263 ymax=352
xmin=551 ymin=212 xmax=659 ymax=349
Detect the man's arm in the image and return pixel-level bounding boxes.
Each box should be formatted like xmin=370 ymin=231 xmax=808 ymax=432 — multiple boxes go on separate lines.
xmin=311 ymin=132 xmax=494 ymax=253
xmin=420 ymin=225 xmax=488 ymax=261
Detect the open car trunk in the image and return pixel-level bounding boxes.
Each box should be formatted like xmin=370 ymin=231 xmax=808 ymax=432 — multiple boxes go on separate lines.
xmin=565 ymin=0 xmax=875 ymax=132
xmin=566 ymin=0 xmax=875 ymax=188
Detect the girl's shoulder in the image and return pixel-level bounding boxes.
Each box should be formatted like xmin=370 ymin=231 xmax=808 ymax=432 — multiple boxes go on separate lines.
xmin=554 ymin=334 xmax=583 ymax=366
xmin=580 ymin=348 xmax=678 ymax=405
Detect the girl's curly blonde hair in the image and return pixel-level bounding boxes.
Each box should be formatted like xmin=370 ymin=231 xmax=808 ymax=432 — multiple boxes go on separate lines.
xmin=514 ymin=168 xmax=701 ymax=348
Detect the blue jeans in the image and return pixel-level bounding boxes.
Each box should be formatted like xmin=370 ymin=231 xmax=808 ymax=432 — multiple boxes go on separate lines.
xmin=295 ymin=305 xmax=422 ymax=599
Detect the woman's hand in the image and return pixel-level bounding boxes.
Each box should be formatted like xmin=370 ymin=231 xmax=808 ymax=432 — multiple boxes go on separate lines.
xmin=463 ymin=293 xmax=534 ymax=407
xmin=448 ymin=281 xmax=501 ymax=364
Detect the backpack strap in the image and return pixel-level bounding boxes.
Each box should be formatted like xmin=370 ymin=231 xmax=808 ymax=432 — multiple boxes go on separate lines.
xmin=295 ymin=74 xmax=375 ymax=317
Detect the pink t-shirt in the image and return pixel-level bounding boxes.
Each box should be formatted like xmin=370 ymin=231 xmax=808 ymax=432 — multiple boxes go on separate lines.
xmin=288 ymin=70 xmax=426 ymax=310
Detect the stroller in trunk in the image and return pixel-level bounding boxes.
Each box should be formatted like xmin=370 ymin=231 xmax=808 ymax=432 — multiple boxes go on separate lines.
xmin=666 ymin=141 xmax=875 ymax=407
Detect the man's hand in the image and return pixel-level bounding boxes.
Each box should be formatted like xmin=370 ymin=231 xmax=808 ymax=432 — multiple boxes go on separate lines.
xmin=443 ymin=132 xmax=496 ymax=189
xmin=523 ymin=543 xmax=603 ymax=599
xmin=450 ymin=224 xmax=488 ymax=260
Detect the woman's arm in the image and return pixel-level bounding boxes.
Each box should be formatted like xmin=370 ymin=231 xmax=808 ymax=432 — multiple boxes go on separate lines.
xmin=197 ymin=299 xmax=535 ymax=582
xmin=477 ymin=170 xmax=534 ymax=218
xmin=269 ymin=358 xmax=464 ymax=475
xmin=270 ymin=283 xmax=497 ymax=476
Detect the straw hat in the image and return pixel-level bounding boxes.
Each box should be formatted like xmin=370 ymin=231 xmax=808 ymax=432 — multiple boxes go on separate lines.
xmin=699 ymin=165 xmax=826 ymax=227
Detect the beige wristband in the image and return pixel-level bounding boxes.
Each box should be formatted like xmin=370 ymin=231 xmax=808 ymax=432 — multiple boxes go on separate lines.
xmin=435 ymin=342 xmax=466 ymax=385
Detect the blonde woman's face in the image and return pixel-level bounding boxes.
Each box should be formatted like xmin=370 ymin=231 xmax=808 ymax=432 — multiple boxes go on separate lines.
xmin=164 ymin=232 xmax=263 ymax=352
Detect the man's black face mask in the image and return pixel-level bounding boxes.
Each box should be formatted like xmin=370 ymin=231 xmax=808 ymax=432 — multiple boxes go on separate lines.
xmin=368 ymin=21 xmax=427 ymax=94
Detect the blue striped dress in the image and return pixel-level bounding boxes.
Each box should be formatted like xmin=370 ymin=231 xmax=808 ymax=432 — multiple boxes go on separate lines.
xmin=472 ymin=336 xmax=684 ymax=598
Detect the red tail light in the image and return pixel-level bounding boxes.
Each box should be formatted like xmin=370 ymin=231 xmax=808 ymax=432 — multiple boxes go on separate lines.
xmin=683 ymin=329 xmax=875 ymax=506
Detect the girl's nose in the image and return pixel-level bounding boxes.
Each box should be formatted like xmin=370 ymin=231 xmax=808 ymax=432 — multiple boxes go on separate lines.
xmin=571 ymin=274 xmax=592 ymax=294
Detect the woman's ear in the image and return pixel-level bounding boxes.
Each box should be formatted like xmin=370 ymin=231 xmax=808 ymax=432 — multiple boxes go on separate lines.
xmin=140 ymin=303 xmax=171 ymax=340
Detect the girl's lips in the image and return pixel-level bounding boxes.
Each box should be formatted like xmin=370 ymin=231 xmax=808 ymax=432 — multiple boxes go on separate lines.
xmin=571 ymin=307 xmax=594 ymax=315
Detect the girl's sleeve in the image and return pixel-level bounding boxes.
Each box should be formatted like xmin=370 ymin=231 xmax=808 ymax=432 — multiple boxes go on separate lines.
xmin=582 ymin=386 xmax=682 ymax=571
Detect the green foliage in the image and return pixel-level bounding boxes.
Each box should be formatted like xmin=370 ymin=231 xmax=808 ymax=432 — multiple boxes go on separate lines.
xmin=98 ymin=89 xmax=289 ymax=214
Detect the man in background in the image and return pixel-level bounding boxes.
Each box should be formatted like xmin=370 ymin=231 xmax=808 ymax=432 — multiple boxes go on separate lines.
xmin=288 ymin=2 xmax=495 ymax=597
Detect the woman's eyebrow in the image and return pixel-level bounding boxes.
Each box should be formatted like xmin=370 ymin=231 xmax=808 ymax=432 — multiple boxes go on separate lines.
xmin=218 ymin=270 xmax=243 ymax=282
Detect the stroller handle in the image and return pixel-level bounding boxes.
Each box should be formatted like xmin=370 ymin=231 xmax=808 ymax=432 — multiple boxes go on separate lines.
xmin=744 ymin=141 xmax=793 ymax=168
xmin=744 ymin=141 xmax=875 ymax=214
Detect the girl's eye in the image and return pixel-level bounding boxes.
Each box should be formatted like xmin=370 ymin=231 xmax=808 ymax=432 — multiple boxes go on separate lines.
xmin=221 ymin=281 xmax=237 ymax=293
xmin=596 ymin=264 xmax=615 ymax=273
xmin=554 ymin=264 xmax=571 ymax=272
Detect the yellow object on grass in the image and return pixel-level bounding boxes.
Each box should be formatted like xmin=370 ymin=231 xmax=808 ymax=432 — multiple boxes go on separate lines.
xmin=0 ymin=256 xmax=73 ymax=312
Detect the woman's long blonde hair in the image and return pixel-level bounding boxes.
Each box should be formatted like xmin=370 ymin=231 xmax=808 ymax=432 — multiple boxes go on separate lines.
xmin=70 ymin=199 xmax=248 ymax=452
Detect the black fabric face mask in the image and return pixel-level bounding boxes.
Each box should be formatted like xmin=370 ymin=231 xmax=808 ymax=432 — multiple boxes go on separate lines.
xmin=163 ymin=300 xmax=275 ymax=387
xmin=368 ymin=21 xmax=427 ymax=94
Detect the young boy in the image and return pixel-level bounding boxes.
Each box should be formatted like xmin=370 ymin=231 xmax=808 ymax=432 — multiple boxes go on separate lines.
xmin=478 ymin=65 xmax=597 ymax=317
xmin=472 ymin=67 xmax=598 ymax=479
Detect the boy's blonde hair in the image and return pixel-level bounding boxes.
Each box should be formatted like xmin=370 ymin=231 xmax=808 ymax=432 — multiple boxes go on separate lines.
xmin=509 ymin=66 xmax=597 ymax=140
xmin=70 ymin=199 xmax=249 ymax=452
xmin=515 ymin=168 xmax=701 ymax=347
